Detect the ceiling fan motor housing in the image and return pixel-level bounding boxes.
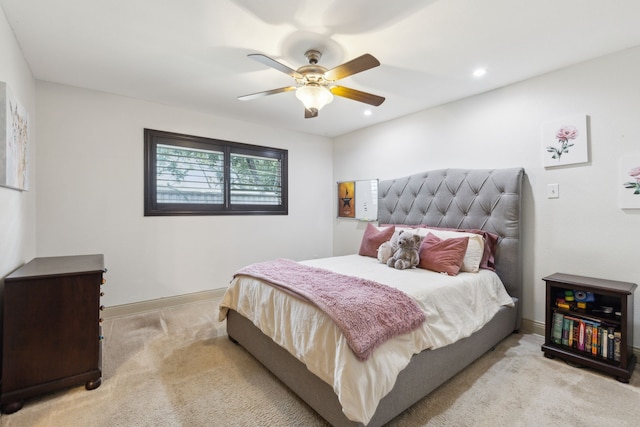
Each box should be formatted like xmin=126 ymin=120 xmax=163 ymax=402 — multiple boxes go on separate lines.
xmin=304 ymin=49 xmax=322 ymax=65
xmin=296 ymin=64 xmax=329 ymax=86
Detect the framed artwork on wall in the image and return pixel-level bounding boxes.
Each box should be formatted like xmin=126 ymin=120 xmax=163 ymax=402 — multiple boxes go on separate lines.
xmin=337 ymin=181 xmax=356 ymax=218
xmin=619 ymin=154 xmax=640 ymax=209
xmin=337 ymin=179 xmax=378 ymax=220
xmin=0 ymin=82 xmax=30 ymax=191
xmin=542 ymin=114 xmax=589 ymax=168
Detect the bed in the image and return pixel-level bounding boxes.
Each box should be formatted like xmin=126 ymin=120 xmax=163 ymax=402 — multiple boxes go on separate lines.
xmin=219 ymin=168 xmax=524 ymax=426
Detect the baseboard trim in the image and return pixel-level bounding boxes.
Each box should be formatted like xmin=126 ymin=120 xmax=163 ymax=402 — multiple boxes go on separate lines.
xmin=102 ymin=288 xmax=226 ymax=319
xmin=520 ymin=318 xmax=545 ymax=337
xmin=521 ymin=318 xmax=640 ymax=360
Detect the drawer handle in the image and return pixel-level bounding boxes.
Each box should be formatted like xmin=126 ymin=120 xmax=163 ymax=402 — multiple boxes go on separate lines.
xmin=100 ymin=291 xmax=105 ymax=297
xmin=100 ymin=305 xmax=105 ymax=311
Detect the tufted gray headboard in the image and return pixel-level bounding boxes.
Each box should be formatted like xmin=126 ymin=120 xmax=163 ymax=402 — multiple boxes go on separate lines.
xmin=378 ymin=168 xmax=524 ymax=327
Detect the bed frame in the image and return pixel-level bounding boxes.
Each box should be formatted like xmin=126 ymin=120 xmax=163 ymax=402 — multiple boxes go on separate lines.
xmin=227 ymin=168 xmax=524 ymax=426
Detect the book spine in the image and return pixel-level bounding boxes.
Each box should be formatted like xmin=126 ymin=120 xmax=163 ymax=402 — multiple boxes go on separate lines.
xmin=577 ymin=320 xmax=585 ymax=351
xmin=562 ymin=318 xmax=570 ymax=346
xmin=614 ymin=331 xmax=621 ymax=362
xmin=600 ymin=327 xmax=607 ymax=358
xmin=551 ymin=311 xmax=564 ymax=344
xmin=563 ymin=316 xmax=579 ymax=348
xmin=585 ymin=323 xmax=592 ymax=353
xmin=568 ymin=319 xmax=574 ymax=347
xmin=607 ymin=327 xmax=615 ymax=360
xmin=591 ymin=324 xmax=599 ymax=356
xmin=572 ymin=319 xmax=580 ymax=348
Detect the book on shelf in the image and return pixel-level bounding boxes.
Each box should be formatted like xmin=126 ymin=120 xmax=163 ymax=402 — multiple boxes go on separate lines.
xmin=600 ymin=327 xmax=608 ymax=360
xmin=614 ymin=331 xmax=621 ymax=362
xmin=551 ymin=311 xmax=564 ymax=344
xmin=563 ymin=315 xmax=580 ymax=348
xmin=553 ymin=312 xmax=621 ymax=361
xmin=567 ymin=318 xmax=575 ymax=347
xmin=561 ymin=317 xmax=570 ymax=346
xmin=591 ymin=323 xmax=599 ymax=356
xmin=585 ymin=323 xmax=593 ymax=353
xmin=607 ymin=327 xmax=615 ymax=360
xmin=577 ymin=320 xmax=585 ymax=351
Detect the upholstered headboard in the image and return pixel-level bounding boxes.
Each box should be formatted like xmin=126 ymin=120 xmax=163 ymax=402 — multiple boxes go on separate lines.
xmin=378 ymin=168 xmax=524 ymax=326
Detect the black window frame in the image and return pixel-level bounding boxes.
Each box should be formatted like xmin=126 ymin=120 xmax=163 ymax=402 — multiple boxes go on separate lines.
xmin=144 ymin=129 xmax=288 ymax=216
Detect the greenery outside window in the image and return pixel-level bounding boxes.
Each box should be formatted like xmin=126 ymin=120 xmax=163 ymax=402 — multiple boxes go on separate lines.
xmin=144 ymin=129 xmax=288 ymax=216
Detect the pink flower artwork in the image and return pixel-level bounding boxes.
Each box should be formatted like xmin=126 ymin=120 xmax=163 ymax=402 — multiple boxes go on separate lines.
xmin=542 ymin=115 xmax=588 ymax=168
xmin=623 ymin=166 xmax=640 ymax=195
xmin=547 ymin=125 xmax=578 ymax=160
xmin=628 ymin=166 xmax=640 ymax=179
xmin=555 ymin=126 xmax=579 ymax=142
xmin=620 ymin=155 xmax=640 ymax=209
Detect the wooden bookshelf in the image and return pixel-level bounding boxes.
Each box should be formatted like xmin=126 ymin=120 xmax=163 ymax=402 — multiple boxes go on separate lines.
xmin=541 ymin=273 xmax=636 ymax=382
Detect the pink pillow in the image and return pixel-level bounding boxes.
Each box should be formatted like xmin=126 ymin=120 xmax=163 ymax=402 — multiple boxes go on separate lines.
xmin=418 ymin=233 xmax=469 ymax=276
xmin=424 ymin=226 xmax=499 ymax=271
xmin=359 ymin=224 xmax=395 ymax=257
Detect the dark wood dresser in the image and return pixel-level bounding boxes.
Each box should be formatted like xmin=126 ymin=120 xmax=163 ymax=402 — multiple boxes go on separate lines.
xmin=1 ymin=254 xmax=106 ymax=413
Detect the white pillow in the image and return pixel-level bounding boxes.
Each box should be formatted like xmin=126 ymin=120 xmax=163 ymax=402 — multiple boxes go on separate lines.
xmin=413 ymin=228 xmax=485 ymax=273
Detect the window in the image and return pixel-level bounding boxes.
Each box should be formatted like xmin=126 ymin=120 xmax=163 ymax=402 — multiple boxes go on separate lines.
xmin=144 ymin=129 xmax=287 ymax=216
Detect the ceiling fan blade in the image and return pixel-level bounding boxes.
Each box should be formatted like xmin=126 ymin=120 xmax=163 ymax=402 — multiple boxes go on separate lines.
xmin=324 ymin=54 xmax=381 ymax=81
xmin=238 ymin=86 xmax=296 ymax=101
xmin=248 ymin=54 xmax=303 ymax=79
xmin=304 ymin=108 xmax=318 ymax=119
xmin=330 ymin=86 xmax=385 ymax=106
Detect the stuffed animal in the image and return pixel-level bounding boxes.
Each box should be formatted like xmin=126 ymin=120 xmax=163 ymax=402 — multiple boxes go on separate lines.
xmin=377 ymin=241 xmax=394 ymax=264
xmin=377 ymin=228 xmax=402 ymax=264
xmin=386 ymin=231 xmax=421 ymax=270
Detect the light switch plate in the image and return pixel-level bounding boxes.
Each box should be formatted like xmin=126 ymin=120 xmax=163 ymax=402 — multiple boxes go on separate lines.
xmin=547 ymin=183 xmax=559 ymax=199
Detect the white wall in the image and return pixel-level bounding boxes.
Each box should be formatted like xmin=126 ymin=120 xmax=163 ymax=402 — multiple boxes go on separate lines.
xmin=35 ymin=82 xmax=334 ymax=307
xmin=333 ymin=46 xmax=640 ymax=344
xmin=0 ymin=8 xmax=36 ymax=278
xmin=7 ymin=0 xmax=640 ymax=343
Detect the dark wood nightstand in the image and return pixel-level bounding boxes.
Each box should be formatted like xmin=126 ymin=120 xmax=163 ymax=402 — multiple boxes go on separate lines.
xmin=1 ymin=254 xmax=106 ymax=413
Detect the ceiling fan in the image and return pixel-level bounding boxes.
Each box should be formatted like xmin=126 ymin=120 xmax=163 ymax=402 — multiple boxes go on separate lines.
xmin=238 ymin=50 xmax=385 ymax=118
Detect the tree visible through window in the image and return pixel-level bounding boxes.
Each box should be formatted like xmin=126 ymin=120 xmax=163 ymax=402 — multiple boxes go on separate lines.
xmin=144 ymin=129 xmax=287 ymax=216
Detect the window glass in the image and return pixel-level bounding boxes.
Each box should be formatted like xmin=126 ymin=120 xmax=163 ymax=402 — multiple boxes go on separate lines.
xmin=156 ymin=144 xmax=224 ymax=205
xmin=144 ymin=129 xmax=287 ymax=216
xmin=230 ymin=153 xmax=283 ymax=206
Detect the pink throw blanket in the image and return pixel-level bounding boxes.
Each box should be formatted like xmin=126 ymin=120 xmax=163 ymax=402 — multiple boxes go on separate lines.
xmin=234 ymin=259 xmax=426 ymax=361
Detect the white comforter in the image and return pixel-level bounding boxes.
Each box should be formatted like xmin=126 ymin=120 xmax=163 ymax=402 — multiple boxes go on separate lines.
xmin=219 ymin=254 xmax=514 ymax=424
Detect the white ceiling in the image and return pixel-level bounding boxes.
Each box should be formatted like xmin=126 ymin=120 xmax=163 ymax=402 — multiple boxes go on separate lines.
xmin=3 ymin=0 xmax=640 ymax=137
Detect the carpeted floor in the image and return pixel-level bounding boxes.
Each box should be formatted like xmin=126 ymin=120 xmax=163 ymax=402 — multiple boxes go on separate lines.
xmin=1 ymin=299 xmax=639 ymax=427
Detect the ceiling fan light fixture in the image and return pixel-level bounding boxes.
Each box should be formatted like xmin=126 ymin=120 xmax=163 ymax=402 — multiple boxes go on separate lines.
xmin=240 ymin=51 xmax=384 ymax=118
xmin=295 ymin=84 xmax=333 ymax=111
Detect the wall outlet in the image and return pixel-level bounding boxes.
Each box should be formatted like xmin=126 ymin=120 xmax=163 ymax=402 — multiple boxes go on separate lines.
xmin=547 ymin=183 xmax=559 ymax=199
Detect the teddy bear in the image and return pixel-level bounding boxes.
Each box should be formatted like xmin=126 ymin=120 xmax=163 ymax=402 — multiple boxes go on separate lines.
xmin=377 ymin=241 xmax=394 ymax=264
xmin=386 ymin=230 xmax=421 ymax=270
xmin=377 ymin=230 xmax=401 ymax=264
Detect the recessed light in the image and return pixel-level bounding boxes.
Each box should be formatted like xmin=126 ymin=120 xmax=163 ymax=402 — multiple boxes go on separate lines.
xmin=364 ymin=110 xmax=372 ymax=116
xmin=473 ymin=68 xmax=487 ymax=77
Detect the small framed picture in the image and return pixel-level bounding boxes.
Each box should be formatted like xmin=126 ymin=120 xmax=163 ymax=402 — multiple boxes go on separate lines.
xmin=542 ymin=114 xmax=589 ymax=168
xmin=619 ymin=154 xmax=640 ymax=209
xmin=337 ymin=181 xmax=355 ymax=218
xmin=1 ymin=82 xmax=30 ymax=191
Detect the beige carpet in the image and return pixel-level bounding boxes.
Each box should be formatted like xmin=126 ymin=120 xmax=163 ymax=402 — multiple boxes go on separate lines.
xmin=1 ymin=299 xmax=639 ymax=427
